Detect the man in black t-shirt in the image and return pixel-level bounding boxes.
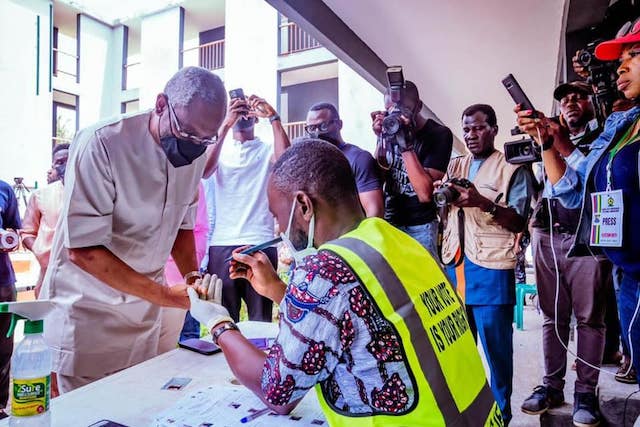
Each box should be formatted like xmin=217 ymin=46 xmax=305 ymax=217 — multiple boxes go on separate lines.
xmin=372 ymin=81 xmax=453 ymax=257
xmin=305 ymin=102 xmax=384 ymax=218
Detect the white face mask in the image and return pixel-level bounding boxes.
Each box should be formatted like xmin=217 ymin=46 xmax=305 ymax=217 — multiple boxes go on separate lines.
xmin=280 ymin=198 xmax=317 ymax=265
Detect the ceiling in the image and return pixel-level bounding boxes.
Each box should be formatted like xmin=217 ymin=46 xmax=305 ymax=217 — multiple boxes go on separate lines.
xmin=317 ymin=0 xmax=569 ymax=151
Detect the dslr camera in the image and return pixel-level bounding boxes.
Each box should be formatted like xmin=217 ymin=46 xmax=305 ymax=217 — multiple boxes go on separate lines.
xmin=576 ymin=40 xmax=619 ymax=123
xmin=382 ymin=66 xmax=415 ymax=149
xmin=434 ymin=178 xmax=473 ymax=207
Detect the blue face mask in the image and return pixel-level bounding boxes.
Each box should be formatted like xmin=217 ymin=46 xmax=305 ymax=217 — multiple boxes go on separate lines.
xmin=160 ymin=136 xmax=207 ymax=168
xmin=280 ymin=198 xmax=317 ymax=265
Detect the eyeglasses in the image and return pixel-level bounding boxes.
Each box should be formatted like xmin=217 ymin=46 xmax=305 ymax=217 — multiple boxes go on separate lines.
xmin=560 ymin=93 xmax=589 ymax=106
xmin=616 ymin=17 xmax=640 ymax=39
xmin=304 ymin=119 xmax=337 ymax=135
xmin=167 ymin=99 xmax=218 ymax=146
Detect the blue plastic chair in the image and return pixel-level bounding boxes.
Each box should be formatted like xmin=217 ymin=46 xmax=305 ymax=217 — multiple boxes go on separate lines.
xmin=514 ymin=283 xmax=537 ymax=330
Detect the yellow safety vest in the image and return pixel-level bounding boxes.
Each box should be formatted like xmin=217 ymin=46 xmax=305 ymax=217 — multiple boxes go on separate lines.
xmin=316 ymin=218 xmax=503 ymax=427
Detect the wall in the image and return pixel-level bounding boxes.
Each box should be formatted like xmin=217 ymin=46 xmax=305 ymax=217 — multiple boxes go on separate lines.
xmin=282 ymin=78 xmax=338 ymax=122
xmin=199 ymin=26 xmax=225 ymax=45
xmin=139 ymin=7 xmax=184 ymax=107
xmin=0 ymin=0 xmax=53 ymax=192
xmin=338 ymin=61 xmax=382 ymax=154
xmin=225 ymin=0 xmax=278 ymax=143
xmin=77 ymin=14 xmax=123 ymax=128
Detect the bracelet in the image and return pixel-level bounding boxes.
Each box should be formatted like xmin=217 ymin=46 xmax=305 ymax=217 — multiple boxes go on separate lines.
xmin=211 ymin=321 xmax=239 ymax=345
xmin=541 ymin=137 xmax=554 ymax=151
xmin=184 ymin=271 xmax=202 ymax=285
xmin=269 ymin=114 xmax=281 ymax=123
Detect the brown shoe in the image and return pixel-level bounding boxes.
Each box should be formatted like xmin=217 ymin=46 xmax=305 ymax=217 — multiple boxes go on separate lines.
xmin=602 ymin=350 xmax=623 ymax=366
xmin=615 ymin=358 xmax=637 ymax=384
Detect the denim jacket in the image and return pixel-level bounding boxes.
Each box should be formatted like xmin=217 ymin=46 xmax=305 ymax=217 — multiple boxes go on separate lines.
xmin=549 ymin=106 xmax=640 ymax=257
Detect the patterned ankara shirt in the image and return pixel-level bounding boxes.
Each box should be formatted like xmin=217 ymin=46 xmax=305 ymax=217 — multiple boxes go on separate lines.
xmin=261 ymin=250 xmax=416 ymax=415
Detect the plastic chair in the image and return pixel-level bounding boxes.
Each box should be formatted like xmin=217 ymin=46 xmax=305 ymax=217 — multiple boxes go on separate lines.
xmin=514 ymin=283 xmax=537 ymax=330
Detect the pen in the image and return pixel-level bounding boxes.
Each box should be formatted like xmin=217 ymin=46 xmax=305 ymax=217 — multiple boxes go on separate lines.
xmin=224 ymin=236 xmax=283 ymax=262
xmin=240 ymin=407 xmax=271 ymax=423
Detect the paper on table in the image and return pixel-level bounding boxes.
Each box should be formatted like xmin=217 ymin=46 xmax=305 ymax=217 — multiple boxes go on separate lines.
xmin=151 ymin=385 xmax=326 ymax=427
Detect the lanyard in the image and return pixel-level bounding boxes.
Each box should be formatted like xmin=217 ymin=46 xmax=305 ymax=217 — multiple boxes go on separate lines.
xmin=606 ymin=117 xmax=640 ymax=191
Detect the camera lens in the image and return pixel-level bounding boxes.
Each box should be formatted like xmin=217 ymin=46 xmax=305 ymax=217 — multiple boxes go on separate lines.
xmin=578 ymin=50 xmax=592 ymax=68
xmin=520 ymin=144 xmax=532 ymax=157
xmin=382 ymin=114 xmax=401 ymax=135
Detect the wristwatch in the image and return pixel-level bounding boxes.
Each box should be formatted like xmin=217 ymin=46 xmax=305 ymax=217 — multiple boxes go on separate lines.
xmin=211 ymin=321 xmax=239 ymax=345
xmin=541 ymin=136 xmax=554 ymax=151
xmin=484 ymin=203 xmax=498 ymax=217
xmin=269 ymin=113 xmax=281 ymax=123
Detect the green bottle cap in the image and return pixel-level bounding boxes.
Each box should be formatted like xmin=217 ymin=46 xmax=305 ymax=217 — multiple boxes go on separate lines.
xmin=24 ymin=320 xmax=43 ymax=334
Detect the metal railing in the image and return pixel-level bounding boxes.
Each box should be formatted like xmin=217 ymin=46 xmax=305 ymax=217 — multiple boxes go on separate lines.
xmin=183 ymin=40 xmax=225 ymax=71
xmin=279 ymin=21 xmax=321 ymax=55
xmin=53 ymin=47 xmax=78 ymax=78
xmin=283 ymin=121 xmax=306 ymax=141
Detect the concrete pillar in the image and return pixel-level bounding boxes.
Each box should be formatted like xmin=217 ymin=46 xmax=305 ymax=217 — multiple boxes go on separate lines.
xmin=139 ymin=7 xmax=184 ymax=108
xmin=0 ymin=0 xmax=53 ymax=189
xmin=338 ymin=61 xmax=382 ymax=154
xmin=224 ymin=0 xmax=278 ymax=143
xmin=77 ymin=14 xmax=121 ymax=128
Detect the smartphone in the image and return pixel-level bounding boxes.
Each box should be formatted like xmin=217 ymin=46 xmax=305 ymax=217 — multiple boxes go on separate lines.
xmin=87 ymin=421 xmax=129 ymax=427
xmin=501 ymin=74 xmax=537 ymax=116
xmin=224 ymin=236 xmax=283 ymax=263
xmin=178 ymin=338 xmax=221 ymax=355
xmin=229 ymin=88 xmax=245 ymax=100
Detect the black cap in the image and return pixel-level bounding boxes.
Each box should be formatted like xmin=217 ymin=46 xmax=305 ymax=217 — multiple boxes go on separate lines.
xmin=553 ymin=81 xmax=592 ymax=101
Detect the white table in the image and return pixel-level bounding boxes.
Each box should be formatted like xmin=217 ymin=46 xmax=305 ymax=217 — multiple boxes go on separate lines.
xmin=1 ymin=321 xmax=323 ymax=427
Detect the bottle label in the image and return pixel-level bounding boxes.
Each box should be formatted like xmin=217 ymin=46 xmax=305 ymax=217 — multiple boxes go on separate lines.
xmin=11 ymin=376 xmax=50 ymax=417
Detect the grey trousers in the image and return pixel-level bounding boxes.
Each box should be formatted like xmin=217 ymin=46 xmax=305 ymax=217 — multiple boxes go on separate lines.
xmin=532 ymin=229 xmax=610 ymax=393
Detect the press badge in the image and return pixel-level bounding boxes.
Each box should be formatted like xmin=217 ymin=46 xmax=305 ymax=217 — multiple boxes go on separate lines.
xmin=590 ymin=190 xmax=623 ymax=247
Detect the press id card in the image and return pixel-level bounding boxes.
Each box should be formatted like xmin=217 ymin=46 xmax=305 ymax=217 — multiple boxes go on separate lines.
xmin=590 ymin=190 xmax=624 ymax=247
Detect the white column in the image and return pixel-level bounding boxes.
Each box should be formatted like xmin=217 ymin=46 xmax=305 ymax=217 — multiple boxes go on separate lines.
xmin=0 ymin=0 xmax=52 ymax=189
xmin=338 ymin=61 xmax=382 ymax=154
xmin=77 ymin=14 xmax=121 ymax=128
xmin=139 ymin=7 xmax=184 ymax=108
xmin=224 ymin=0 xmax=278 ymax=143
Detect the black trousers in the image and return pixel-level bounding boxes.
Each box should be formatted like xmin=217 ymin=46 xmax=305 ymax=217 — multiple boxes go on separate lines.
xmin=207 ymin=246 xmax=276 ymax=322
xmin=0 ymin=285 xmax=16 ymax=409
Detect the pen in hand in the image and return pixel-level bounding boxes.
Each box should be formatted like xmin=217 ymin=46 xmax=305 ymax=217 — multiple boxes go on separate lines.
xmin=240 ymin=407 xmax=271 ymax=423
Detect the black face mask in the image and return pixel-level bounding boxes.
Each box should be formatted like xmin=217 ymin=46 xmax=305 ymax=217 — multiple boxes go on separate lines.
xmin=311 ymin=131 xmax=340 ymax=146
xmin=233 ymin=117 xmax=255 ymax=131
xmin=160 ymin=136 xmax=207 ymax=168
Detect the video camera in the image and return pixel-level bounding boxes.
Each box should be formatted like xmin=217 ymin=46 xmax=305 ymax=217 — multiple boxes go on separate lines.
xmin=382 ymin=66 xmax=415 ymax=149
xmin=576 ymin=39 xmax=619 ymax=124
xmin=503 ymin=126 xmax=541 ymax=165
xmin=434 ymin=178 xmax=473 ymax=207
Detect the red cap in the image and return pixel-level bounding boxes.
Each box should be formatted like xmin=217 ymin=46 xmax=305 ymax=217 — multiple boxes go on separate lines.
xmin=595 ymin=18 xmax=640 ymax=61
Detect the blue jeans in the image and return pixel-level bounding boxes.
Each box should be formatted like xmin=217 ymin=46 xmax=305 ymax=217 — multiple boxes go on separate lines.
xmin=397 ymin=220 xmax=439 ymax=260
xmin=179 ymin=311 xmax=201 ymax=341
xmin=617 ymin=271 xmax=640 ymax=386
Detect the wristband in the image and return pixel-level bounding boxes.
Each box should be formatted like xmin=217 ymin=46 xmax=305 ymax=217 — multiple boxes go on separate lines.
xmin=211 ymin=321 xmax=239 ymax=345
xmin=541 ymin=137 xmax=554 ymax=151
xmin=269 ymin=114 xmax=281 ymax=123
xmin=184 ymin=271 xmax=202 ymax=285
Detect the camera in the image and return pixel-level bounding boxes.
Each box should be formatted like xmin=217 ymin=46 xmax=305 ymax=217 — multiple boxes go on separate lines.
xmin=576 ymin=40 xmax=619 ymax=124
xmin=382 ymin=66 xmax=415 ymax=148
xmin=504 ymin=137 xmax=541 ymax=165
xmin=434 ymin=178 xmax=473 ymax=207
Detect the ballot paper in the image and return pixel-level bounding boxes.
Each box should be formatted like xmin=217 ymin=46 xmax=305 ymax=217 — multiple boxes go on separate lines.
xmin=152 ymin=385 xmax=327 ymax=427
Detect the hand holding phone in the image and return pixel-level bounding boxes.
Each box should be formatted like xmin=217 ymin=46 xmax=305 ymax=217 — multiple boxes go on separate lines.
xmin=502 ymin=74 xmax=537 ymax=117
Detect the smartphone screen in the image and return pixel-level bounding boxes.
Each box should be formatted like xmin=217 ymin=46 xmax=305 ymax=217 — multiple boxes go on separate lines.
xmin=178 ymin=338 xmax=221 ymax=355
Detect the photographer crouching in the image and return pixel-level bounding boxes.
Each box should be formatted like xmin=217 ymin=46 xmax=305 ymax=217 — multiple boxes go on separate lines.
xmin=372 ymin=67 xmax=453 ymax=258
xmin=439 ymin=104 xmax=534 ymax=425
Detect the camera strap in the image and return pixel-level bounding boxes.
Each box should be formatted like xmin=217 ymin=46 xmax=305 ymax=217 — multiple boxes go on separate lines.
xmin=438 ymin=208 xmax=465 ymax=268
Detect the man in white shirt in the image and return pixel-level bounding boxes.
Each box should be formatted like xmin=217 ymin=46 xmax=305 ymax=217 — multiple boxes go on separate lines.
xmin=41 ymin=66 xmax=227 ymax=392
xmin=203 ymin=93 xmax=290 ymax=321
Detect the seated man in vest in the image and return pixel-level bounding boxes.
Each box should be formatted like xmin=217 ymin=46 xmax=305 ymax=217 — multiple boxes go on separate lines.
xmin=439 ymin=104 xmax=534 ymax=424
xmin=188 ymin=139 xmax=503 ymax=426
